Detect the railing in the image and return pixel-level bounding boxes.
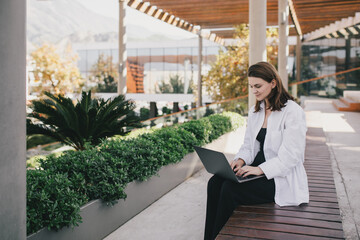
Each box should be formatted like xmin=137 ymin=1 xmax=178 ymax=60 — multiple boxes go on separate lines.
xmin=141 ymin=95 xmax=248 ymax=128
xmin=141 ymin=66 xmax=360 ymax=128
xmin=290 ymin=66 xmax=360 ymax=97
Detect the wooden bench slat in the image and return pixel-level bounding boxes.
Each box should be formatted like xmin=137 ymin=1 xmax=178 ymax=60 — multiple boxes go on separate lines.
xmin=216 ymin=235 xmax=257 ymax=240
xmin=308 ymin=183 xmax=336 ymax=188
xmin=219 ymin=226 xmax=344 ymax=239
xmin=223 ymin=221 xmax=344 ymax=238
xmin=309 ymin=187 xmax=337 ymax=193
xmin=241 ymin=204 xmax=341 ymax=215
xmin=218 ymin=228 xmax=336 ymax=240
xmin=307 ymin=176 xmax=335 ymax=181
xmin=309 ymin=191 xmax=338 ymax=198
xmin=308 ymin=179 xmax=336 ymax=184
xmin=234 ymin=207 xmax=342 ymax=222
xmin=227 ymin=212 xmax=343 ymax=230
xmin=310 ymin=196 xmax=340 ymax=203
xmin=306 ymin=201 xmax=340 ymax=209
xmin=306 ymin=169 xmax=333 ymax=173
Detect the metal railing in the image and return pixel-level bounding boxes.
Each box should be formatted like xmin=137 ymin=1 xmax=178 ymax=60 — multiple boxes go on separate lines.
xmin=141 ymin=95 xmax=248 ymax=128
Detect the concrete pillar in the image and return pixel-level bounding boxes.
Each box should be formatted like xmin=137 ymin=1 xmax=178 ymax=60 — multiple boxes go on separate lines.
xmin=296 ymin=35 xmax=302 ymax=83
xmin=345 ymin=37 xmax=351 ymax=70
xmin=172 ymin=102 xmax=180 ymax=113
xmin=149 ymin=102 xmax=158 ymax=118
xmin=278 ymin=0 xmax=289 ymax=90
xmin=249 ymin=0 xmax=267 ymax=108
xmin=118 ymin=0 xmax=127 ymax=95
xmin=293 ymin=35 xmax=302 ymax=99
xmin=0 ymin=0 xmax=26 ymax=239
xmin=197 ymin=30 xmax=203 ymax=107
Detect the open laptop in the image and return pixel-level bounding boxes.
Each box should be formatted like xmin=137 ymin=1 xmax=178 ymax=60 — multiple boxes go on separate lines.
xmin=194 ymin=146 xmax=265 ymax=183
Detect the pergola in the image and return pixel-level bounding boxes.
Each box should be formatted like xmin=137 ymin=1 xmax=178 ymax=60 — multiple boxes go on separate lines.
xmin=1 ymin=1 xmax=360 ymax=238
xmin=117 ymin=0 xmax=360 ymax=107
xmin=126 ymin=0 xmax=360 ymax=43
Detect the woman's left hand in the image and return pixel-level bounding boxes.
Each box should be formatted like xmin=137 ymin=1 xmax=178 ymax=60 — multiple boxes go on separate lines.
xmin=236 ymin=166 xmax=264 ymax=177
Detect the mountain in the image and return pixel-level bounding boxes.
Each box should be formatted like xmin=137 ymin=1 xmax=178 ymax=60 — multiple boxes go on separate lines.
xmin=27 ymin=0 xmax=178 ymax=52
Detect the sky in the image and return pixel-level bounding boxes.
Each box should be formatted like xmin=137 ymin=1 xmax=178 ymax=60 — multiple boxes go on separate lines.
xmin=76 ymin=0 xmax=195 ymax=39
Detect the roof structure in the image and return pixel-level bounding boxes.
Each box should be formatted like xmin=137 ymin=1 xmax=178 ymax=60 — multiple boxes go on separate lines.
xmin=127 ymin=0 xmax=360 ymax=43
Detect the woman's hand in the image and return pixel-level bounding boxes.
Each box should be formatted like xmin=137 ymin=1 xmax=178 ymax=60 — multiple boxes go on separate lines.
xmin=236 ymin=166 xmax=264 ymax=177
xmin=230 ymin=158 xmax=245 ymax=174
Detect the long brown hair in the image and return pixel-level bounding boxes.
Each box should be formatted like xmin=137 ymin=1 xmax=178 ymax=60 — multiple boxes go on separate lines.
xmin=248 ymin=61 xmax=294 ymax=112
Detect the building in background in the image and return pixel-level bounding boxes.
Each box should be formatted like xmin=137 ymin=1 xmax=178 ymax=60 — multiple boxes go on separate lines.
xmin=74 ymin=38 xmax=222 ymax=95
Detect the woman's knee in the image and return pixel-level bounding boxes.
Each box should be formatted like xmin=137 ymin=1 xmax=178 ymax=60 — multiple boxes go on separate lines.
xmin=207 ymin=175 xmax=224 ymax=193
xmin=219 ymin=180 xmax=238 ymax=199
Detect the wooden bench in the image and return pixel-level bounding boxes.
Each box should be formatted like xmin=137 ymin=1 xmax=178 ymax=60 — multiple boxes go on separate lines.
xmin=217 ymin=127 xmax=345 ymax=239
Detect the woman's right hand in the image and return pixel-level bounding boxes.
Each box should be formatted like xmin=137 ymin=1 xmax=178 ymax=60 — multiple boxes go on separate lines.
xmin=230 ymin=158 xmax=245 ymax=174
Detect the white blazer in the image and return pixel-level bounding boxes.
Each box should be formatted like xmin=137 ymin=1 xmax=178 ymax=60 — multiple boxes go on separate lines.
xmin=234 ymin=100 xmax=309 ymax=206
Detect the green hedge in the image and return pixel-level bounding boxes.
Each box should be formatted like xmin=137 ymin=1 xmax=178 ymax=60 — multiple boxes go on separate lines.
xmin=26 ymin=112 xmax=244 ymax=235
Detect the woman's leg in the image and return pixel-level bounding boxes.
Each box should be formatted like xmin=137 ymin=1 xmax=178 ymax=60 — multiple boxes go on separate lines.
xmin=212 ymin=177 xmax=275 ymax=239
xmin=204 ymin=175 xmax=226 ymax=240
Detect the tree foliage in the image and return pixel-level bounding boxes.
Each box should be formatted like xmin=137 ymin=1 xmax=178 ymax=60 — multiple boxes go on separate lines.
xmin=29 ymin=43 xmax=84 ymax=95
xmin=157 ymin=74 xmax=193 ymax=94
xmin=202 ymin=24 xmax=278 ymax=101
xmin=89 ymin=53 xmax=118 ymax=92
xmin=27 ymin=91 xmax=142 ymax=151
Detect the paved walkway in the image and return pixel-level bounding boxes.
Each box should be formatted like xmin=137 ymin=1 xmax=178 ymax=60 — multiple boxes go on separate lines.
xmin=104 ymin=97 xmax=360 ymax=240
xmin=303 ymin=97 xmax=360 ymax=240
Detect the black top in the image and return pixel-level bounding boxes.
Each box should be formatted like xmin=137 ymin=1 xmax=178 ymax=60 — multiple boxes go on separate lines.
xmin=251 ymin=128 xmax=266 ymax=167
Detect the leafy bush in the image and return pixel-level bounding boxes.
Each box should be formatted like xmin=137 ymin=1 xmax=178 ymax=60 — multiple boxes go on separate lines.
xmin=140 ymin=107 xmax=150 ymax=121
xmin=100 ymin=136 xmax=162 ymax=182
xmin=207 ymin=114 xmax=232 ymax=141
xmin=26 ymin=112 xmax=244 ymax=235
xmin=26 ymin=170 xmax=88 ymax=235
xmin=27 ymin=91 xmax=142 ymax=151
xmin=179 ymin=117 xmax=213 ymax=146
xmin=221 ymin=112 xmax=244 ymax=130
xmin=40 ymin=150 xmax=129 ymax=203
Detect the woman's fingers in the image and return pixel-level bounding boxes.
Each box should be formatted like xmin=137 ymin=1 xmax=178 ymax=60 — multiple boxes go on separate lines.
xmin=230 ymin=160 xmax=238 ymax=169
xmin=236 ymin=166 xmax=258 ymax=177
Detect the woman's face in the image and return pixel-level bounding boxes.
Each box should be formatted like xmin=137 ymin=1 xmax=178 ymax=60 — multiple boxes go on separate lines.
xmin=248 ymin=76 xmax=275 ymax=102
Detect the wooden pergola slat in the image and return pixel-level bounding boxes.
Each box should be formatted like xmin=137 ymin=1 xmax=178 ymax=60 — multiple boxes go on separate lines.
xmin=127 ymin=0 xmax=360 ymax=42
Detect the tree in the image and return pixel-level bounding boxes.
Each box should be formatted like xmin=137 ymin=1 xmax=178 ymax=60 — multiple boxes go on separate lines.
xmin=202 ymin=24 xmax=278 ymax=101
xmin=27 ymin=91 xmax=142 ymax=151
xmin=157 ymin=74 xmax=193 ymax=93
xmin=89 ymin=54 xmax=118 ymax=92
xmin=29 ymin=43 xmax=84 ymax=95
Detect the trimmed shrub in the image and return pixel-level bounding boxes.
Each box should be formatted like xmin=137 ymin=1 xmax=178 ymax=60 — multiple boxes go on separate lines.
xmin=40 ymin=150 xmax=129 ymax=203
xmin=179 ymin=118 xmax=213 ymax=145
xmin=26 ymin=112 xmax=244 ymax=235
xmin=26 ymin=170 xmax=88 ymax=235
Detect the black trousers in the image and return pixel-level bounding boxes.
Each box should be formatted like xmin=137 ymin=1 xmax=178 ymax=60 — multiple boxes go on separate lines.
xmin=204 ymin=175 xmax=275 ymax=240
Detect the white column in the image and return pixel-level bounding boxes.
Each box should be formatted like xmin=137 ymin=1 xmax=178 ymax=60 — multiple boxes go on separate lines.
xmin=293 ymin=35 xmax=302 ymax=98
xmin=118 ymin=0 xmax=127 ymax=95
xmin=197 ymin=31 xmax=203 ymax=107
xmin=249 ymin=0 xmax=267 ymax=108
xmin=278 ymin=0 xmax=289 ymax=90
xmin=0 ymin=0 xmax=26 ymax=239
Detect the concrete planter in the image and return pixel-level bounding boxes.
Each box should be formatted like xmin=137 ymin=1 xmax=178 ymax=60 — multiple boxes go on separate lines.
xmin=27 ymin=128 xmax=242 ymax=240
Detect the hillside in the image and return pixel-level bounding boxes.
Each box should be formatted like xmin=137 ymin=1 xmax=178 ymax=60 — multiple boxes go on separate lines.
xmin=27 ymin=0 xmax=177 ymax=51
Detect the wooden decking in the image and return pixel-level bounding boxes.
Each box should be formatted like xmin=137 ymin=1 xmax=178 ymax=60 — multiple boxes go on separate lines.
xmin=217 ymin=127 xmax=345 ymax=239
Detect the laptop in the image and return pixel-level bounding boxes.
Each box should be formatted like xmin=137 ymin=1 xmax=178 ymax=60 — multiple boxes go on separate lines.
xmin=194 ymin=146 xmax=265 ymax=183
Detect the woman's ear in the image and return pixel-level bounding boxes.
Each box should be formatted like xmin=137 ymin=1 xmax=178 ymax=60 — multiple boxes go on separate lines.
xmin=271 ymin=79 xmax=277 ymax=89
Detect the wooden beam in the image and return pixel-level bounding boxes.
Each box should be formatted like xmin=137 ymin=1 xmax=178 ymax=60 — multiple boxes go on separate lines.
xmin=303 ymin=12 xmax=360 ymax=42
xmin=126 ymin=0 xmax=228 ymax=44
xmin=288 ymin=0 xmax=302 ymax=37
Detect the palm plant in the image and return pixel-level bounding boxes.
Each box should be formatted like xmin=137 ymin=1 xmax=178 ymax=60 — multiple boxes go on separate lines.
xmin=27 ymin=91 xmax=142 ymax=150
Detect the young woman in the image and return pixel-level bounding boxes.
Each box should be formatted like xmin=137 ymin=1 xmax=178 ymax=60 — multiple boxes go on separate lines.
xmin=204 ymin=61 xmax=309 ymax=240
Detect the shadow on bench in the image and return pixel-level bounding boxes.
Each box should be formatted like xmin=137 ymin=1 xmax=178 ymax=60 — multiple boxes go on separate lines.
xmin=217 ymin=127 xmax=345 ymax=240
